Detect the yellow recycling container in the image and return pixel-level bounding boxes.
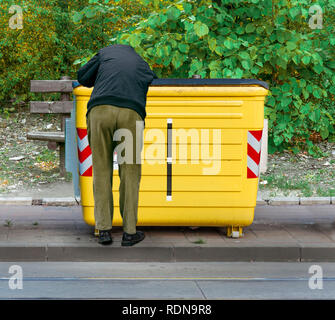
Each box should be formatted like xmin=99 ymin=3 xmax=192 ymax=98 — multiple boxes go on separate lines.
xmin=72 ymin=78 xmax=269 ymax=237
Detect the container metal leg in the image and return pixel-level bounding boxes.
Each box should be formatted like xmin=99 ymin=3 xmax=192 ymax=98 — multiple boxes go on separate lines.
xmin=94 ymin=229 xmax=99 ymax=237
xmin=227 ymin=226 xmax=243 ymax=238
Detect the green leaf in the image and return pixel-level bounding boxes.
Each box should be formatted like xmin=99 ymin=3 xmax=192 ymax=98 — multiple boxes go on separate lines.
xmin=320 ymin=127 xmax=329 ymax=140
xmin=208 ymin=38 xmax=216 ymax=52
xmin=183 ymin=3 xmax=192 ymax=14
xmin=190 ymin=59 xmax=203 ymax=73
xmin=210 ymin=70 xmax=222 ymax=78
xmin=183 ymin=20 xmax=193 ymax=32
xmin=299 ymin=79 xmax=306 ymax=88
xmin=223 ymin=68 xmax=232 ymax=77
xmin=301 ymin=104 xmax=310 ymax=115
xmin=238 ymin=52 xmax=250 ymax=60
xmin=281 ymin=96 xmax=292 ymax=107
xmin=218 ymin=27 xmax=231 ymax=35
xmin=194 ymin=21 xmax=209 ymax=38
xmin=251 ymin=66 xmax=259 ymax=74
xmin=292 ymin=55 xmax=299 ymax=65
xmin=302 ymin=89 xmax=309 ymax=99
xmin=234 ymin=68 xmax=244 ymax=78
xmin=72 ymin=12 xmax=83 ymax=23
xmin=309 ymin=109 xmax=321 ymax=122
xmin=84 ymin=7 xmax=96 ymax=18
xmin=307 ymin=85 xmax=313 ymax=93
xmin=313 ymin=89 xmax=321 ymax=99
xmin=302 ymin=56 xmax=311 ymax=65
xmin=281 ymin=83 xmax=291 ymax=93
xmin=241 ymin=60 xmax=250 ymax=70
xmin=178 ymin=43 xmax=189 ymax=53
xmin=245 ymin=23 xmax=256 ymax=33
xmin=267 ymin=96 xmax=276 ymax=107
xmin=289 ymin=7 xmax=300 ymax=19
xmin=286 ymin=42 xmax=297 ymax=50
xmin=276 ymin=31 xmax=286 ymax=44
xmin=327 ymin=61 xmax=335 ymax=69
xmin=236 ymin=26 xmax=244 ymax=35
xmin=274 ymin=135 xmax=284 ymax=146
xmin=208 ymin=61 xmax=220 ymax=70
xmin=166 ymin=6 xmax=181 ymax=20
xmin=172 ymin=52 xmax=183 ymax=69
xmin=256 ymin=26 xmax=264 ymax=34
xmin=313 ymin=64 xmax=323 ymax=74
xmin=129 ymin=34 xmax=141 ymax=47
xmin=223 ymin=39 xmax=234 ymax=50
xmin=214 ymin=46 xmax=224 ymax=56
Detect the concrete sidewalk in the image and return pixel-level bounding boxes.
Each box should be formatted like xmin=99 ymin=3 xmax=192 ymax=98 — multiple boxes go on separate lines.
xmin=0 ymin=205 xmax=334 ymax=262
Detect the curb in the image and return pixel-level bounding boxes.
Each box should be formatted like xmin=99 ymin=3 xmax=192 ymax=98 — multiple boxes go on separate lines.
xmin=0 ymin=197 xmax=333 ymax=206
xmin=0 ymin=197 xmax=79 ymax=206
xmin=0 ymin=243 xmax=334 ymax=262
xmin=257 ymin=196 xmax=334 ymax=206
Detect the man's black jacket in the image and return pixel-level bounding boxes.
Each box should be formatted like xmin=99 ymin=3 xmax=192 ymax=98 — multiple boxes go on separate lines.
xmin=77 ymin=44 xmax=157 ymax=121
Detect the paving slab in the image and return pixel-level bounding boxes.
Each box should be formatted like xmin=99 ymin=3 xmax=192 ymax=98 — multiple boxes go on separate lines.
xmin=282 ymin=225 xmax=334 ymax=243
xmin=313 ymin=224 xmax=335 ymax=241
xmin=248 ymin=224 xmax=297 ymax=242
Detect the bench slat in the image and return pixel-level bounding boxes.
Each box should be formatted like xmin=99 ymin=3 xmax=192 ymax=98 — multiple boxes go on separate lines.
xmin=30 ymin=101 xmax=73 ymax=114
xmin=27 ymin=131 xmax=65 ymax=143
xmin=30 ymin=80 xmax=73 ymax=93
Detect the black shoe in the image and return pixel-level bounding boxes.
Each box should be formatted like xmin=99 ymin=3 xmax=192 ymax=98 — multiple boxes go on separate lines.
xmin=98 ymin=230 xmax=113 ymax=245
xmin=121 ymin=231 xmax=145 ymax=247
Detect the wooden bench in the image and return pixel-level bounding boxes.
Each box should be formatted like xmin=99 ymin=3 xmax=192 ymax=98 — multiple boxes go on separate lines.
xmin=27 ymin=76 xmax=73 ymax=176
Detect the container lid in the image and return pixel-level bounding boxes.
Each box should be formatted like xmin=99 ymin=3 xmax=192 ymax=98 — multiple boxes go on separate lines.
xmin=72 ymin=79 xmax=269 ymax=90
xmin=151 ymin=78 xmax=269 ymax=89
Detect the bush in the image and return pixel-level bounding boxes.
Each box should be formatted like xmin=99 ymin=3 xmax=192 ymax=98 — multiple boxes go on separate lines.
xmin=0 ymin=0 xmax=146 ymax=109
xmin=113 ymin=0 xmax=335 ymax=155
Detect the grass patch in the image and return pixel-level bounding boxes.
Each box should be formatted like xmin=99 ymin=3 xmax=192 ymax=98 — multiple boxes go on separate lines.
xmin=193 ymin=238 xmax=206 ymax=244
xmin=260 ymin=146 xmax=335 ymax=197
xmin=4 ymin=219 xmax=13 ymax=227
xmin=260 ymin=172 xmax=313 ymax=197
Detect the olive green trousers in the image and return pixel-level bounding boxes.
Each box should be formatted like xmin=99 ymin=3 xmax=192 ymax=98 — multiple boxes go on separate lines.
xmin=87 ymin=105 xmax=144 ymax=234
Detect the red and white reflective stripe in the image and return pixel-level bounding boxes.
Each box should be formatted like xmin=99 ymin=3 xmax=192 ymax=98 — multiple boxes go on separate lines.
xmin=77 ymin=128 xmax=92 ymax=176
xmin=247 ymin=130 xmax=262 ymax=178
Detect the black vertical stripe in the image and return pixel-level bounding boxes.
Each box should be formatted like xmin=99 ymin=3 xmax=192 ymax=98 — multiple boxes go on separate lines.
xmin=167 ymin=121 xmax=172 ymax=197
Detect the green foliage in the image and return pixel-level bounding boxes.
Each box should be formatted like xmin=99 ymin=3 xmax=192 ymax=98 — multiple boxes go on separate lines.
xmin=1 ymin=0 xmax=334 ymax=156
xmin=0 ymin=0 xmax=146 ymax=109
xmin=111 ymin=0 xmax=335 ymax=155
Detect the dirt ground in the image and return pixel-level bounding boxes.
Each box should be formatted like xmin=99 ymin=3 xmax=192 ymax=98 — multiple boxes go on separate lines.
xmin=260 ymin=142 xmax=335 ymax=197
xmin=0 ymin=107 xmax=334 ymax=197
xmin=0 ymin=107 xmax=68 ymax=194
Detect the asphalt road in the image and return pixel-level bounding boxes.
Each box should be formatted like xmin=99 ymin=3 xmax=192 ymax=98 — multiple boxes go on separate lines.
xmin=0 ymin=262 xmax=335 ymax=299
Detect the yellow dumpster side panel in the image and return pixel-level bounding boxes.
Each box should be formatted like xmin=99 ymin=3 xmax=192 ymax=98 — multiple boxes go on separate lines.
xmin=123 ymin=160 xmax=243 ymax=176
xmin=74 ymin=84 xmax=268 ymax=233
xmin=83 ymin=206 xmax=255 ymax=227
